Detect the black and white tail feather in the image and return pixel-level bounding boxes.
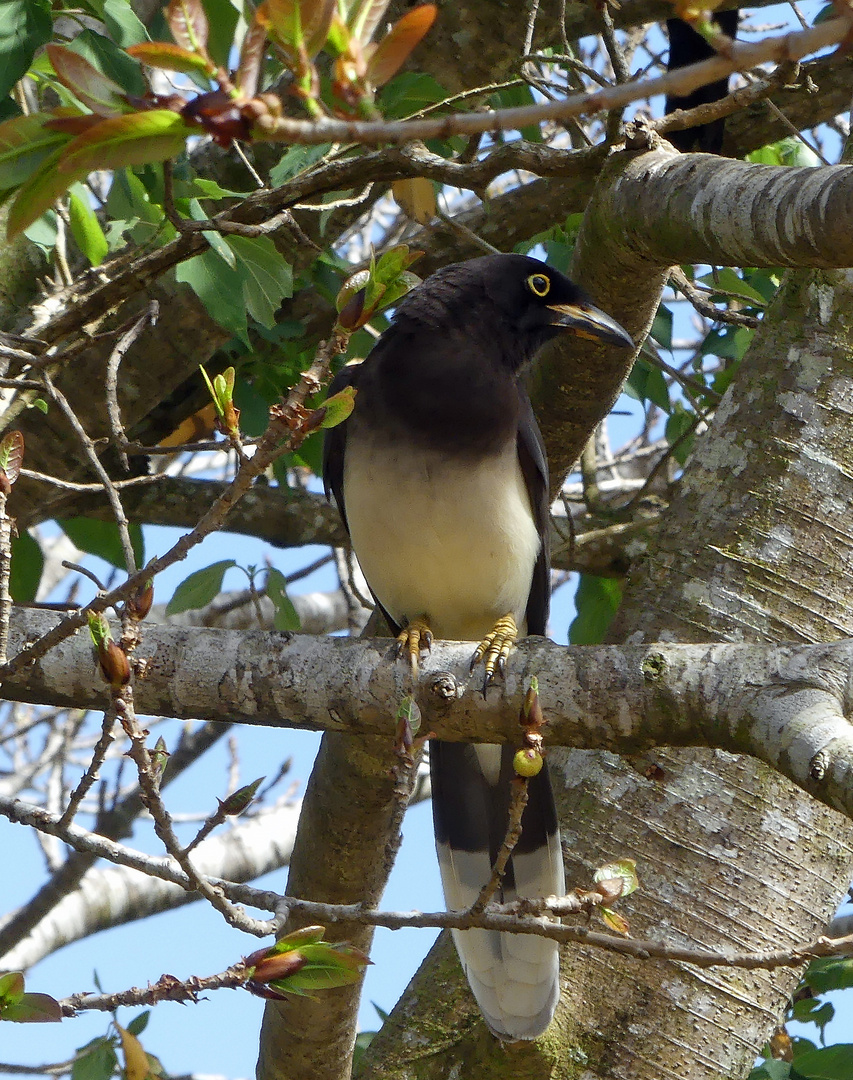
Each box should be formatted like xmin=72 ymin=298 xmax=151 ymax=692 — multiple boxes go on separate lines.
xmin=431 ymin=742 xmax=565 ymax=1040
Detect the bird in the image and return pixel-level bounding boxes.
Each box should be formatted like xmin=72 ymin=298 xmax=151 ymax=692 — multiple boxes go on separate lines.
xmin=665 ymin=9 xmax=740 ymax=154
xmin=323 ymin=253 xmax=634 ymax=1040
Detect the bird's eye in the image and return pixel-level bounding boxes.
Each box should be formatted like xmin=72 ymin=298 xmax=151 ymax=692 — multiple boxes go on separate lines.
xmin=526 ymin=273 xmax=550 ymax=297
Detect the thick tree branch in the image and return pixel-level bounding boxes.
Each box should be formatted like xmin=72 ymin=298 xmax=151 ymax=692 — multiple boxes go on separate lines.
xmin=4 ymin=607 xmax=853 ymax=821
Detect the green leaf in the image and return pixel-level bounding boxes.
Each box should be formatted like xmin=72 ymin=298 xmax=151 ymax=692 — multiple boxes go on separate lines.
xmin=192 ymin=177 xmax=252 ymax=199
xmin=69 ymin=183 xmax=109 ymax=266
xmin=226 ymin=235 xmax=294 ymax=329
xmin=102 ymin=0 xmax=149 ymax=47
xmin=0 ymin=110 xmax=78 ymax=192
xmin=790 ymin=996 xmax=834 ymax=1036
xmin=233 ymin=376 xmax=271 ymax=436
xmin=220 ymin=776 xmax=264 ymax=814
xmin=125 ymin=1010 xmax=150 ymax=1037
xmin=176 ymin=247 xmax=249 ymax=344
xmin=650 ymin=304 xmax=673 ymax=350
xmin=56 ymin=517 xmax=144 ymax=572
xmin=625 ymin=358 xmax=670 ymax=412
xmin=0 ymin=1 xmax=52 ymax=100
xmin=0 ymin=971 xmax=25 ymax=1004
xmin=594 ymin=858 xmax=639 ymax=897
xmin=700 ymin=325 xmax=754 ymax=362
xmin=696 ymin=267 xmax=767 ymax=306
xmin=187 ymin=197 xmax=236 ymax=267
xmin=318 ymin=385 xmax=356 ymax=429
xmin=665 ymin=402 xmax=696 ymax=465
xmin=789 ymin=1044 xmax=853 ymax=1079
xmin=569 ymin=574 xmax=623 ymax=645
xmin=747 ymin=136 xmax=820 ymax=169
xmin=803 ymin=957 xmax=853 ymax=994
xmin=268 ymin=143 xmax=332 ymax=186
xmin=64 ymin=29 xmax=145 ymax=96
xmin=10 ymin=530 xmax=43 ymax=603
xmin=266 ymin=568 xmax=301 ymax=631
xmin=202 ymin=0 xmax=240 ymax=68
xmin=352 ymin=1030 xmax=377 ymax=1070
xmin=489 ymin=82 xmax=541 ymax=142
xmin=8 ymin=110 xmax=190 ymax=237
xmin=72 ymin=1037 xmax=119 ymax=1080
xmin=279 ymin=941 xmax=369 ymax=992
xmin=165 ymin=559 xmax=236 ymax=615
xmin=748 ymin=1060 xmax=791 ymax=1080
xmin=379 ymin=71 xmax=448 ymax=120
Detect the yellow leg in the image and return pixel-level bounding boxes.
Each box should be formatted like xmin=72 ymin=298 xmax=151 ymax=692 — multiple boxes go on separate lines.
xmin=471 ymin=613 xmax=518 ymax=690
xmin=393 ymin=616 xmax=433 ymax=671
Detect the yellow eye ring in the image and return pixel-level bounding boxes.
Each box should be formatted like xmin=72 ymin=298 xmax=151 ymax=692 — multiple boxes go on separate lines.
xmin=527 ymin=273 xmax=550 ymax=297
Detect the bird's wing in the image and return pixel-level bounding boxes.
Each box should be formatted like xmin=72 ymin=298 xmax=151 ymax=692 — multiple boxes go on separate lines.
xmin=516 ymin=391 xmax=550 ymax=637
xmin=321 ymin=362 xmax=360 ymax=534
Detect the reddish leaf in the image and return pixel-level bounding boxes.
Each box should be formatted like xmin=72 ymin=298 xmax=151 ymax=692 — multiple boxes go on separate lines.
xmin=167 ymin=0 xmax=210 ymax=56
xmin=0 ymin=431 xmax=24 ymax=485
xmin=7 ymin=110 xmax=191 ymax=237
xmin=1 ymin=992 xmax=62 ymax=1023
xmin=127 ymin=41 xmax=217 ymax=78
xmin=46 ymin=44 xmax=130 ymax=116
xmin=365 ymin=4 xmax=436 ymax=87
xmin=43 ymin=114 xmax=104 ymax=136
xmin=303 ymin=0 xmax=337 ymax=56
xmin=236 ymin=17 xmax=269 ymax=97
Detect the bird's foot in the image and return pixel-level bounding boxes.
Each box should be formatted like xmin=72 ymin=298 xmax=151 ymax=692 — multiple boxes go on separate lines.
xmin=393 ymin=616 xmax=433 ymax=672
xmin=471 ymin=614 xmax=518 ymax=694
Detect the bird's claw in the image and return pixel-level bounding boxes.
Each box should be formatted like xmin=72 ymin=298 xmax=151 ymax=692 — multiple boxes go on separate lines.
xmin=394 ymin=617 xmax=433 ymax=672
xmin=471 ymin=614 xmax=518 ymax=696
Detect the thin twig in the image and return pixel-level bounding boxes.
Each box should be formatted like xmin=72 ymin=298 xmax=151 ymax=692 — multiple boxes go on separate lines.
xmin=60 ymin=561 xmax=107 ymax=593
xmin=7 ymin=791 xmax=853 ymax=974
xmin=58 ymin=708 xmax=116 ymax=829
xmin=105 ymin=303 xmax=159 ymax=470
xmin=669 ymin=266 xmax=761 ymax=329
xmin=114 ymin=683 xmax=268 ymax=934
xmin=41 ymin=370 xmax=138 ymax=576
xmin=20 ymin=469 xmax=162 ymax=491
xmin=469 ymin=777 xmax=529 ymax=914
xmin=252 ymin=19 xmax=850 ymax=146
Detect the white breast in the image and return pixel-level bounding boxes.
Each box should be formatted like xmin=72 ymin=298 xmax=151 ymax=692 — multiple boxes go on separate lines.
xmin=343 ymin=436 xmax=541 ymax=642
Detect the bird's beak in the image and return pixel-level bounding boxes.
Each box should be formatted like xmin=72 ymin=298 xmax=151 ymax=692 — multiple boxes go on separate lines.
xmin=547 ymin=302 xmax=634 ymax=348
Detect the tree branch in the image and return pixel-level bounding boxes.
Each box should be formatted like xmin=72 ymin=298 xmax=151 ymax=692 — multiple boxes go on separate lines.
xmin=4 ymin=607 xmax=853 ymax=821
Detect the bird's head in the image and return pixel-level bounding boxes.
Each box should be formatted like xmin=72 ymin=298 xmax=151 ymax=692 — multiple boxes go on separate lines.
xmin=394 ymin=254 xmax=634 ymax=370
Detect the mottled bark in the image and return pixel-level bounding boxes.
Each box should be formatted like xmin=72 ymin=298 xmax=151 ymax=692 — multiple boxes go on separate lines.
xmin=540 ymin=274 xmax=853 ymax=1080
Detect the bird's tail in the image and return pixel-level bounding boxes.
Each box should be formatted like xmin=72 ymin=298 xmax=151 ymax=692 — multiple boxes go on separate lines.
xmin=430 ymin=741 xmax=565 ymax=1040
